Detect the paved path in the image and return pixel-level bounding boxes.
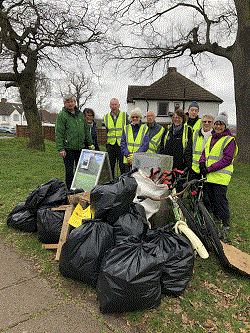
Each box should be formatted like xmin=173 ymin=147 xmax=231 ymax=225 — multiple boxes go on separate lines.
xmin=0 ymin=239 xmax=135 ymax=333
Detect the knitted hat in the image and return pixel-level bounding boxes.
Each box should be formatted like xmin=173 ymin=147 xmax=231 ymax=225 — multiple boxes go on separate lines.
xmin=214 ymin=112 xmax=228 ymax=127
xmin=188 ymin=101 xmax=199 ymax=110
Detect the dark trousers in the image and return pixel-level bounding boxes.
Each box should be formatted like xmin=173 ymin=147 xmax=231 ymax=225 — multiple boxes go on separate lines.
xmin=203 ymin=182 xmax=230 ymax=226
xmin=63 ymin=150 xmax=82 ymax=190
xmin=106 ymin=143 xmax=125 ymax=178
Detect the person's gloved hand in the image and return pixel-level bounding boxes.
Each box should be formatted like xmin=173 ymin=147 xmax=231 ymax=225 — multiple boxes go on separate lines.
xmin=127 ymin=153 xmax=133 ymax=164
xmin=199 ymin=162 xmax=206 ymax=172
xmin=201 ymin=168 xmax=209 ymax=176
xmin=88 ymin=145 xmax=95 ymax=150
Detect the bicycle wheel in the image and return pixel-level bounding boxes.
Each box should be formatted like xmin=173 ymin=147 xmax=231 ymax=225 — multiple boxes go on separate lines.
xmin=177 ymin=197 xmax=211 ymax=251
xmin=198 ymin=202 xmax=230 ymax=267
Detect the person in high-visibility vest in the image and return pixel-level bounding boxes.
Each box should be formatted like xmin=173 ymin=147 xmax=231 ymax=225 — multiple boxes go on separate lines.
xmin=186 ymin=101 xmax=202 ymax=132
xmin=146 ymin=110 xmax=164 ymax=154
xmin=103 ymin=98 xmax=128 ymax=178
xmin=158 ymin=109 xmax=192 ymax=169
xmin=120 ymin=107 xmax=149 ymax=172
xmin=199 ymin=112 xmax=238 ymax=241
xmin=190 ymin=114 xmax=213 ymax=179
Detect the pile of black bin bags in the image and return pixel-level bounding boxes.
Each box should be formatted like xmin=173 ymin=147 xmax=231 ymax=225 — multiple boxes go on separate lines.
xmin=59 ymin=173 xmax=195 ymax=314
xmin=7 ymin=178 xmax=69 ymax=243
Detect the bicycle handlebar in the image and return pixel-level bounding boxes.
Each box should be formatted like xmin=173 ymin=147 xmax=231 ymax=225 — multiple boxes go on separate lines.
xmin=182 ymin=177 xmax=207 ymax=189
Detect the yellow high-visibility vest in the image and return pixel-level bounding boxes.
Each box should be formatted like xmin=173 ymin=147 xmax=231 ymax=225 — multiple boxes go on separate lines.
xmin=205 ymin=136 xmax=238 ymax=185
xmin=164 ymin=123 xmax=190 ymax=151
xmin=192 ymin=130 xmax=205 ymax=173
xmin=123 ymin=123 xmax=148 ymax=163
xmin=103 ymin=111 xmax=127 ymax=145
xmin=192 ymin=118 xmax=202 ymax=132
xmin=147 ymin=126 xmax=164 ymax=153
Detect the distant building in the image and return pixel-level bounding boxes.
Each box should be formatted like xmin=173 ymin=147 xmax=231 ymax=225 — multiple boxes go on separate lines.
xmin=127 ymin=67 xmax=223 ymax=126
xmin=0 ymin=98 xmax=57 ymax=127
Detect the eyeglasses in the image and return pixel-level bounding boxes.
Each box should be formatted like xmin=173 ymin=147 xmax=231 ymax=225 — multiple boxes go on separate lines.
xmin=215 ymin=121 xmax=225 ymax=126
xmin=172 ymin=116 xmax=182 ymax=120
xmin=203 ymin=121 xmax=212 ymax=123
xmin=131 ymin=116 xmax=139 ymax=119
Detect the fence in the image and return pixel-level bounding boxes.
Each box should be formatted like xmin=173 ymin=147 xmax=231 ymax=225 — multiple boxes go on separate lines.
xmin=16 ymin=125 xmax=108 ymax=146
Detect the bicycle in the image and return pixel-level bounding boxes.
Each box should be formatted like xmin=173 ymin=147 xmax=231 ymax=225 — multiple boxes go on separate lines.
xmin=176 ymin=177 xmax=230 ymax=267
xmin=137 ymin=168 xmax=209 ymax=259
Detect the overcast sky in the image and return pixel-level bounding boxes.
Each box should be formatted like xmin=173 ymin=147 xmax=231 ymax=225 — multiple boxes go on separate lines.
xmin=78 ymin=54 xmax=236 ymax=125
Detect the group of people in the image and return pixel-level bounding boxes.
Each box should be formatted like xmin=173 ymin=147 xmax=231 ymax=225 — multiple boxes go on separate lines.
xmin=55 ymin=94 xmax=238 ymax=239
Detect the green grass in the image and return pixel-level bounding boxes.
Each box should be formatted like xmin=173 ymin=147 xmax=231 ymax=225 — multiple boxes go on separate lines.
xmin=0 ymin=137 xmax=250 ymax=333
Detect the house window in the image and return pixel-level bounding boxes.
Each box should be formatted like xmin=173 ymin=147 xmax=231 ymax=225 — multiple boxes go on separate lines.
xmin=23 ymin=114 xmax=26 ymax=121
xmin=13 ymin=114 xmax=19 ymax=121
xmin=158 ymin=101 xmax=169 ymax=116
xmin=2 ymin=116 xmax=6 ymax=121
xmin=174 ymin=102 xmax=181 ymax=111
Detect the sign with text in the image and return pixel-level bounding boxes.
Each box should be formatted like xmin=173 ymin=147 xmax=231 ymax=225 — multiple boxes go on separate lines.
xmin=71 ymin=149 xmax=112 ymax=191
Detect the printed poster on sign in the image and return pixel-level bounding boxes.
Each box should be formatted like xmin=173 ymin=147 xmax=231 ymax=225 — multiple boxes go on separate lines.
xmin=71 ymin=149 xmax=112 ymax=191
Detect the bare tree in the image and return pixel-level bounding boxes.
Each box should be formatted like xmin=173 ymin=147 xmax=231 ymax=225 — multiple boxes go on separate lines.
xmin=0 ymin=0 xmax=104 ymax=150
xmin=103 ymin=0 xmax=249 ymax=162
xmin=59 ymin=72 xmax=94 ymax=111
xmin=35 ymin=72 xmax=52 ymax=111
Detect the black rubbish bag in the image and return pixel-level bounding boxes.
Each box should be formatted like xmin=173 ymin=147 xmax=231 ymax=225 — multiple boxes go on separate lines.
xmin=7 ymin=202 xmax=37 ymax=232
xmin=113 ymin=203 xmax=148 ymax=245
xmin=97 ymin=236 xmax=163 ymax=313
xmin=146 ymin=227 xmax=195 ymax=296
xmin=90 ymin=174 xmax=137 ymax=224
xmin=37 ymin=207 xmax=64 ymax=244
xmin=59 ymin=219 xmax=114 ymax=287
xmin=25 ymin=178 xmax=67 ymax=213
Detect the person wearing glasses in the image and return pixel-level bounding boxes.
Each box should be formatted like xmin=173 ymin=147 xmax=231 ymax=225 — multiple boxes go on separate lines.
xmin=121 ymin=107 xmax=149 ymax=172
xmin=83 ymin=108 xmax=100 ymax=151
xmin=186 ymin=101 xmax=202 ymax=131
xmin=158 ymin=109 xmax=192 ymax=189
xmin=189 ymin=114 xmax=214 ymax=179
xmin=199 ymin=112 xmax=238 ymax=240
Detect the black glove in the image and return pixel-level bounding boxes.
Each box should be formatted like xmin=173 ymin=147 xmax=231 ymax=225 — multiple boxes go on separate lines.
xmin=201 ymin=168 xmax=209 ymax=176
xmin=199 ymin=162 xmax=206 ymax=173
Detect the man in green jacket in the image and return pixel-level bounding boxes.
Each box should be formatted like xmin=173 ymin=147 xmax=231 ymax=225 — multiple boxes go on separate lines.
xmin=55 ymin=93 xmax=94 ymax=189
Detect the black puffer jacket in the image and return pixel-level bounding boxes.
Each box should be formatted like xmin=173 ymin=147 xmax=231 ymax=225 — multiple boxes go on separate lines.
xmin=158 ymin=124 xmax=193 ymax=170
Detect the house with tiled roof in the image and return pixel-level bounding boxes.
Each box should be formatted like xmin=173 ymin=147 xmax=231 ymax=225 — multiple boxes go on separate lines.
xmin=0 ymin=98 xmax=25 ymax=127
xmin=127 ymin=67 xmax=223 ymax=126
xmin=0 ymin=98 xmax=57 ymax=127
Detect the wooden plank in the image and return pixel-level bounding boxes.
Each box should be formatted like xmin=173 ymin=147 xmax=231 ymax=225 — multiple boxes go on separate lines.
xmin=42 ymin=244 xmax=58 ymax=249
xmin=51 ymin=205 xmax=72 ymax=211
xmin=55 ymin=204 xmax=74 ymax=261
xmin=67 ymin=191 xmax=90 ymax=206
xmin=221 ymin=242 xmax=250 ymax=277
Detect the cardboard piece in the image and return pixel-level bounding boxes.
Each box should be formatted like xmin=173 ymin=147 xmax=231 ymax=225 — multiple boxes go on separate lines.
xmin=221 ymin=242 xmax=250 ymax=277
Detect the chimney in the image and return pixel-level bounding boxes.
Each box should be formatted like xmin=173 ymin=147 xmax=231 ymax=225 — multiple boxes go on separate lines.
xmin=167 ymin=67 xmax=177 ymax=74
xmin=1 ymin=98 xmax=7 ymax=103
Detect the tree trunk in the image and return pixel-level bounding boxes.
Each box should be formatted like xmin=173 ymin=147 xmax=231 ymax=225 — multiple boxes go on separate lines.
xmin=18 ymin=60 xmax=45 ymax=151
xmin=231 ymin=55 xmax=250 ymax=163
xmin=230 ymin=1 xmax=250 ymax=163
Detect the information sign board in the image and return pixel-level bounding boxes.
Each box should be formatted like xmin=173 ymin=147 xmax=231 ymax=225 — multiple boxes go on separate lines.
xmin=71 ymin=149 xmax=112 ymax=191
